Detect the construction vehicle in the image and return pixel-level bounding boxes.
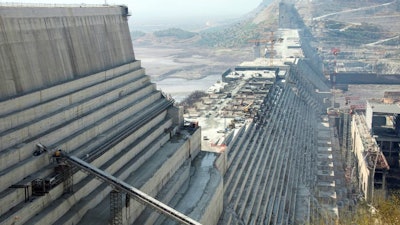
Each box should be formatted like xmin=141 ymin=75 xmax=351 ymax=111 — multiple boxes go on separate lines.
xmin=243 ymin=102 xmax=253 ymax=113
xmin=229 ymin=120 xmax=236 ymax=129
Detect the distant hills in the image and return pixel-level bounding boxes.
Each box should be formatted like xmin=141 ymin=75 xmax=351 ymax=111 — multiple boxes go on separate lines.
xmin=132 ymin=0 xmax=279 ymax=48
xmin=153 ymin=28 xmax=197 ymax=39
xmin=132 ymin=0 xmax=400 ymax=48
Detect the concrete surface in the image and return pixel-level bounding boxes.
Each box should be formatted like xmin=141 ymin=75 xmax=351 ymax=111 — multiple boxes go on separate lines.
xmin=0 ymin=3 xmax=347 ymax=225
xmin=0 ymin=6 xmax=134 ymax=100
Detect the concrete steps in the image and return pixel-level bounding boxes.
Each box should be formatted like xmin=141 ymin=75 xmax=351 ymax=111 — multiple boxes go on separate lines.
xmin=0 ymin=84 xmax=158 ymax=193
xmin=58 ymin=120 xmax=189 ymax=224
xmin=297 ymin=59 xmax=330 ymax=92
xmin=225 ymin=125 xmax=260 ymax=203
xmin=0 ymin=93 xmax=164 ymax=220
xmin=230 ymin=129 xmax=263 ymax=211
xmin=121 ymin=129 xmax=198 ymax=225
xmin=0 ymin=77 xmax=153 ymax=173
xmin=48 ymin=119 xmax=178 ymax=225
xmin=243 ymin=127 xmax=275 ymax=224
xmin=219 ymin=72 xmax=322 ymax=225
xmin=271 ymin=110 xmax=298 ymax=224
xmin=153 ymin=152 xmax=222 ymax=225
xmin=263 ymin=122 xmax=290 ymax=223
xmin=0 ymin=61 xmax=141 ymax=117
xmin=291 ymin=93 xmax=318 ymax=224
xmin=134 ymin=160 xmax=191 ymax=225
xmin=1 ymin=100 xmax=173 ymax=225
xmin=0 ymin=66 xmax=145 ymax=136
xmin=226 ymin=124 xmax=254 ymax=170
xmin=228 ymin=84 xmax=284 ymax=222
xmin=236 ymin=126 xmax=269 ymax=221
xmin=0 ymin=64 xmax=148 ymax=170
xmin=313 ymin=122 xmax=339 ymax=220
xmin=0 ymin=58 xmax=187 ymax=225
xmin=224 ymin=124 xmax=257 ymax=196
xmin=252 ymin=91 xmax=289 ymax=224
xmin=226 ymin=124 xmax=247 ymax=166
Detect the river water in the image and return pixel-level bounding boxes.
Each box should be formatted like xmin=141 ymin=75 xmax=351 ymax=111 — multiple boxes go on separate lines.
xmin=153 ymin=74 xmax=222 ymax=102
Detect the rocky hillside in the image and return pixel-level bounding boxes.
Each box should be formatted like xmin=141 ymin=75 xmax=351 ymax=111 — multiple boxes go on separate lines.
xmin=132 ymin=0 xmax=280 ymax=48
xmin=296 ymin=0 xmax=400 ymax=74
xmin=132 ymin=0 xmax=400 ymax=76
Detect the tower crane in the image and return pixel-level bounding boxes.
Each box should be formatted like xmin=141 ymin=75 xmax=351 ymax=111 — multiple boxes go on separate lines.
xmin=248 ymin=31 xmax=281 ymax=66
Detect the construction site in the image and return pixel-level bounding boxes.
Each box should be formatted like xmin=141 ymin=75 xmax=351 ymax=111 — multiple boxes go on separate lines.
xmin=1 ymin=0 xmax=400 ymax=225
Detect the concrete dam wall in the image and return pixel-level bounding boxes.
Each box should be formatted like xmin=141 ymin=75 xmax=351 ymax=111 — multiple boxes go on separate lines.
xmin=0 ymin=6 xmax=134 ymax=100
xmin=0 ymin=5 xmax=208 ymax=225
xmin=0 ymin=4 xmax=339 ymax=225
xmin=334 ymin=72 xmax=400 ymax=84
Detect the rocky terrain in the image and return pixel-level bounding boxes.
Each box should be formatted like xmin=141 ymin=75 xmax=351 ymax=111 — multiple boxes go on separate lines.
xmin=131 ymin=0 xmax=279 ymax=80
xmin=297 ymin=0 xmax=400 ymax=74
xmin=132 ymin=0 xmax=400 ymax=80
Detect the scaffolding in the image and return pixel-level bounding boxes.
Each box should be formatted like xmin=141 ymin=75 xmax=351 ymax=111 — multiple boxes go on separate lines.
xmin=342 ymin=110 xmax=349 ymax=152
xmin=353 ymin=113 xmax=390 ymax=202
xmin=62 ymin=163 xmax=73 ymax=194
xmin=110 ymin=190 xmax=123 ymax=225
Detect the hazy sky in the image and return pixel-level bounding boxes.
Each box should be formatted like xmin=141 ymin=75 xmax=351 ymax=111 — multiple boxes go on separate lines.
xmin=2 ymin=0 xmax=263 ymax=24
xmin=131 ymin=0 xmax=262 ymax=19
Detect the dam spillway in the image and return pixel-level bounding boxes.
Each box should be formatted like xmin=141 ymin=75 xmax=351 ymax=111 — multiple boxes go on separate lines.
xmin=0 ymin=3 xmax=345 ymax=225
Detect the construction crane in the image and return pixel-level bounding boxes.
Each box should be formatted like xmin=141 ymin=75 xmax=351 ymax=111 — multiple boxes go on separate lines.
xmin=269 ymin=31 xmax=275 ymax=66
xmin=331 ymin=47 xmax=340 ymax=66
xmin=248 ymin=39 xmax=270 ymax=59
xmin=243 ymin=102 xmax=253 ymax=113
xmin=248 ymin=31 xmax=281 ymax=65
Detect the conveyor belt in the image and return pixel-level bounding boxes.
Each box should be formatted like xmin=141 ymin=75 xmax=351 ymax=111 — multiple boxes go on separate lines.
xmin=86 ymin=99 xmax=173 ymax=162
xmin=63 ymin=154 xmax=202 ymax=225
xmin=43 ymin=99 xmax=173 ymax=189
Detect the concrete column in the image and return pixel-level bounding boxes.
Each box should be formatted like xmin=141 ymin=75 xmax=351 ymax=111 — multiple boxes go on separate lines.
xmin=383 ymin=171 xmax=388 ymax=198
xmin=167 ymin=105 xmax=184 ymax=128
xmin=368 ymin=170 xmax=374 ymax=203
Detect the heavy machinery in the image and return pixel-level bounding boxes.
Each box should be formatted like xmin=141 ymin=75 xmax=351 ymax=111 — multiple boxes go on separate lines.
xmin=243 ymin=102 xmax=253 ymax=113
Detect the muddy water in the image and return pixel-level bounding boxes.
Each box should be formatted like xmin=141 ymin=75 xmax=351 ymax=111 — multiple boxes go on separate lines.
xmin=153 ymin=74 xmax=222 ymax=102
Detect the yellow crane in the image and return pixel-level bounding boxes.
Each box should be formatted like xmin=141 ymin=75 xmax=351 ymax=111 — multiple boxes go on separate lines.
xmin=243 ymin=102 xmax=253 ymax=113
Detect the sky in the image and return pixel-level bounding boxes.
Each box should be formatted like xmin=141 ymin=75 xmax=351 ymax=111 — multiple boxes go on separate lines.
xmin=2 ymin=0 xmax=263 ymax=25
xmin=130 ymin=0 xmax=262 ymax=20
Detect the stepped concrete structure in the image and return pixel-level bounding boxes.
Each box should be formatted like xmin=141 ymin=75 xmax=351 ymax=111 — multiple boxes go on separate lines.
xmin=0 ymin=5 xmax=211 ymax=225
xmin=0 ymin=2 xmax=347 ymax=225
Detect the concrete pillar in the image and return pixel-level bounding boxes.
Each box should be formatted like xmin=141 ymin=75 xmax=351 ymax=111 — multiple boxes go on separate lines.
xmin=383 ymin=171 xmax=388 ymax=198
xmin=368 ymin=170 xmax=374 ymax=203
xmin=167 ymin=105 xmax=184 ymax=128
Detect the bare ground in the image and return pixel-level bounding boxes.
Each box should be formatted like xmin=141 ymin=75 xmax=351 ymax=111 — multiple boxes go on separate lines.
xmin=133 ymin=44 xmax=253 ymax=81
